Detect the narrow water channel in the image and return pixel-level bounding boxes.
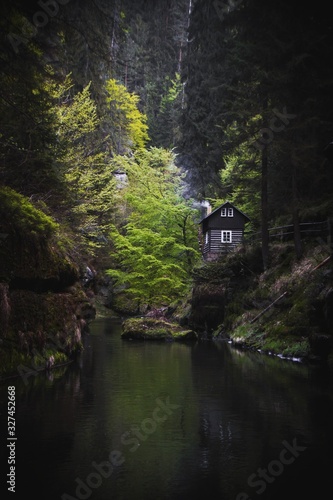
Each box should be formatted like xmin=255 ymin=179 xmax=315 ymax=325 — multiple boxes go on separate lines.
xmin=1 ymin=317 xmax=333 ymax=500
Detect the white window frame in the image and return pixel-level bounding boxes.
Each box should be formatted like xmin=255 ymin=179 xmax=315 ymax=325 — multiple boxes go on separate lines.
xmin=221 ymin=208 xmax=227 ymax=217
xmin=227 ymin=208 xmax=234 ymax=217
xmin=205 ymin=232 xmax=209 ymax=244
xmin=221 ymin=230 xmax=232 ymax=243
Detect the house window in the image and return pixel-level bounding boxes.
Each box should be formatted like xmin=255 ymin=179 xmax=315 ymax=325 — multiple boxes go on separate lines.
xmin=221 ymin=231 xmax=232 ymax=243
xmin=205 ymin=232 xmax=208 ymax=244
xmin=227 ymin=208 xmax=234 ymax=217
xmin=221 ymin=208 xmax=227 ymax=217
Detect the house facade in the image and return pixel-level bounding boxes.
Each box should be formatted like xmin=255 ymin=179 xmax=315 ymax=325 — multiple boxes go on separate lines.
xmin=200 ymin=201 xmax=250 ymax=261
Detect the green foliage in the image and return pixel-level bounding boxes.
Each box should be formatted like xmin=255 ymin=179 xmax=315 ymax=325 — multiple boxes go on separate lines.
xmin=0 ymin=186 xmax=58 ymax=237
xmin=105 ymin=78 xmax=149 ymax=151
xmin=181 ymin=0 xmax=333 ymax=229
xmin=121 ymin=317 xmax=197 ymax=340
xmin=53 ymin=77 xmax=118 ymax=250
xmin=55 ymin=78 xmax=99 ymax=143
xmin=108 ymin=148 xmax=200 ymax=307
xmin=112 ymin=148 xmax=200 ymax=263
xmin=0 ymin=6 xmax=59 ymax=194
xmin=115 ymin=0 xmax=190 ymax=148
xmin=108 ymin=225 xmax=189 ymax=305
xmin=218 ymin=137 xmax=261 ymax=227
xmin=153 ymin=73 xmax=184 ymax=148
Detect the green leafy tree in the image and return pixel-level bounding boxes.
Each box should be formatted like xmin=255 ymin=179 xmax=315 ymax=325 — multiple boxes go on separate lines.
xmin=105 ymin=78 xmax=149 ymax=152
xmin=108 ymin=226 xmax=189 ymax=306
xmin=108 ymin=147 xmax=200 ymax=307
xmin=53 ymin=77 xmax=117 ymax=251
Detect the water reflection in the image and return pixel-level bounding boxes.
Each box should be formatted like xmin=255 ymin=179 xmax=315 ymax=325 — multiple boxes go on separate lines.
xmin=0 ymin=318 xmax=332 ymax=500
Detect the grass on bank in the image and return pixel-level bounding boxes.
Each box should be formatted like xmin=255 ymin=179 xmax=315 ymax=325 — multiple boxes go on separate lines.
xmin=205 ymin=240 xmax=332 ymax=360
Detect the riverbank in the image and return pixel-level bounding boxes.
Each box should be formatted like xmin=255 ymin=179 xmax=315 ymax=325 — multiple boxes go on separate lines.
xmin=185 ymin=241 xmax=333 ymax=364
xmin=0 ymin=187 xmax=95 ymax=379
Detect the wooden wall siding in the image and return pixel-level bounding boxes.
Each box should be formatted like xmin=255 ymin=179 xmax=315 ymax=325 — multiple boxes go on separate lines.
xmin=201 ymin=204 xmax=248 ymax=233
xmin=203 ymin=230 xmax=243 ymax=255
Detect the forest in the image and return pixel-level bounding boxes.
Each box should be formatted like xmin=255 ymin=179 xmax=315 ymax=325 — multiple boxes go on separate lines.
xmin=1 ymin=0 xmax=333 ymax=371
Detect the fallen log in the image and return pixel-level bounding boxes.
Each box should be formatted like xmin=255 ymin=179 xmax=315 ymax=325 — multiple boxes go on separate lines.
xmin=311 ymin=255 xmax=331 ymax=272
xmin=250 ymin=291 xmax=288 ymax=324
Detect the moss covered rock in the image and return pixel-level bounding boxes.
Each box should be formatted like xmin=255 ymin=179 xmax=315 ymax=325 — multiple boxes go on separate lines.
xmin=121 ymin=317 xmax=197 ymax=341
xmin=0 ymin=187 xmax=79 ymax=287
xmin=0 ymin=187 xmax=95 ymax=377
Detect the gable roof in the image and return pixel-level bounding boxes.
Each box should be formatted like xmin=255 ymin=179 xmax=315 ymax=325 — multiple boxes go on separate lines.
xmin=199 ymin=201 xmax=251 ymax=224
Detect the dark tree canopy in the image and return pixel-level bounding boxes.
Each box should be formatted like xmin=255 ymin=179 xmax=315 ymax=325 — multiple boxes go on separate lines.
xmin=180 ymin=0 xmax=333 ymax=215
xmin=1 ymin=0 xmax=333 ymax=272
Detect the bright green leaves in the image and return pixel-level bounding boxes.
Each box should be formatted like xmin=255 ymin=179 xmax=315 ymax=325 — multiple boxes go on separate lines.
xmin=108 ymin=226 xmax=188 ymax=305
xmin=46 ymin=76 xmax=151 ymax=253
xmin=52 ymin=77 xmax=116 ymax=249
xmin=105 ymin=78 xmax=149 ymax=151
xmin=0 ymin=186 xmax=58 ymax=238
xmin=56 ymin=79 xmax=99 ymax=144
xmin=108 ymin=148 xmax=200 ymax=308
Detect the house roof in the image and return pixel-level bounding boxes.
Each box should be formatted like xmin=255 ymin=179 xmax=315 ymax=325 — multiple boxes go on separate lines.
xmin=199 ymin=201 xmax=251 ymax=224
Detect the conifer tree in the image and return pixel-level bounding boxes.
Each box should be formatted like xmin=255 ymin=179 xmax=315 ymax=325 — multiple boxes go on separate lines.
xmin=181 ymin=0 xmax=333 ymax=265
xmin=0 ymin=2 xmax=60 ymax=194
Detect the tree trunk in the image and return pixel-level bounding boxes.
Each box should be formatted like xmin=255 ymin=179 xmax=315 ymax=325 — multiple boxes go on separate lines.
xmin=261 ymin=96 xmax=270 ymax=270
xmin=181 ymin=214 xmax=193 ymax=270
xmin=292 ymin=162 xmax=302 ymax=259
xmin=261 ymin=143 xmax=270 ymax=270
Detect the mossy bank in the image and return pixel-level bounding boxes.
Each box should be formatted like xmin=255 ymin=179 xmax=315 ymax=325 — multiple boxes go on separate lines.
xmin=0 ymin=187 xmax=95 ymax=378
xmin=187 ymin=242 xmax=333 ymax=363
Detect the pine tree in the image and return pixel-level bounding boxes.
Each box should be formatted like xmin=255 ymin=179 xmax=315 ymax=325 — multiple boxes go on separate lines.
xmin=115 ymin=0 xmax=190 ymax=148
xmin=181 ymin=0 xmax=333 ymax=265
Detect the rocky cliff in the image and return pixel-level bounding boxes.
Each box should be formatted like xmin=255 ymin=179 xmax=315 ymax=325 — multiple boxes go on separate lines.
xmin=0 ymin=187 xmax=95 ymax=378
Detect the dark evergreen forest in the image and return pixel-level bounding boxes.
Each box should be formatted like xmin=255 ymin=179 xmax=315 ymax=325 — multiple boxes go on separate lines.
xmin=2 ymin=0 xmax=333 ymax=233
xmin=1 ymin=0 xmax=333 ymax=368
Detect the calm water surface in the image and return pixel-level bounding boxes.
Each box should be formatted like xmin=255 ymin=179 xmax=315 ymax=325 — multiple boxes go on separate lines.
xmin=1 ymin=317 xmax=333 ymax=500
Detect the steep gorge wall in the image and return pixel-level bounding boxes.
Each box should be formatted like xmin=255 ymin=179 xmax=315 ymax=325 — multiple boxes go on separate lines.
xmin=0 ymin=187 xmax=95 ymax=377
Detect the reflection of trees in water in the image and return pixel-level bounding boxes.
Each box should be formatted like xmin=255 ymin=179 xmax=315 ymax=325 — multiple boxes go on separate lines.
xmin=188 ymin=339 xmax=319 ymax=492
xmin=10 ymin=318 xmax=333 ymax=500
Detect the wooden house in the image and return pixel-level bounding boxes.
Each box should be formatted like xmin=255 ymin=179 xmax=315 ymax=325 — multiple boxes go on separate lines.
xmin=200 ymin=201 xmax=250 ymax=261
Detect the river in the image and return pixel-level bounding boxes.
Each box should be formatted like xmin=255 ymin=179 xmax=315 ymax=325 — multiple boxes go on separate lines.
xmin=1 ymin=317 xmax=333 ymax=500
